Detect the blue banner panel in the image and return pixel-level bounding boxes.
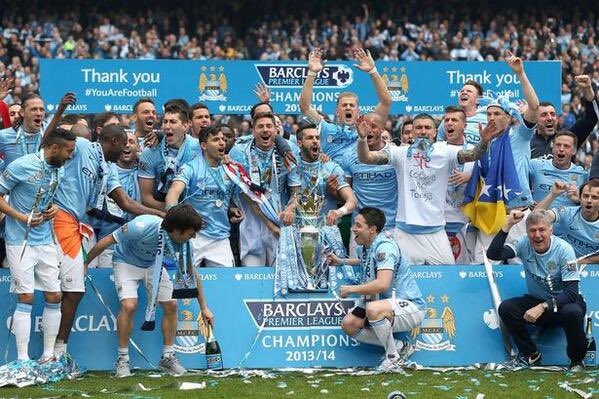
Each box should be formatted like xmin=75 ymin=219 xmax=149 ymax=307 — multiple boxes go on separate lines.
xmin=0 ymin=265 xmax=596 ymax=370
xmin=40 ymin=60 xmax=561 ymax=115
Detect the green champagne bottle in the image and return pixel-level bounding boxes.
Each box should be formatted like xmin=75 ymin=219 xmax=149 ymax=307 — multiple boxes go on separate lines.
xmin=205 ymin=324 xmax=223 ymax=370
xmin=584 ymin=317 xmax=596 ymax=366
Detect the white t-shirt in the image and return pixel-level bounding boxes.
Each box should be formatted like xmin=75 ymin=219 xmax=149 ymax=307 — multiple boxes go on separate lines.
xmin=386 ymin=141 xmax=461 ymax=233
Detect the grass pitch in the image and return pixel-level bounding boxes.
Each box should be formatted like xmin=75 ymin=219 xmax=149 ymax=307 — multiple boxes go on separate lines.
xmin=1 ymin=368 xmax=598 ymax=399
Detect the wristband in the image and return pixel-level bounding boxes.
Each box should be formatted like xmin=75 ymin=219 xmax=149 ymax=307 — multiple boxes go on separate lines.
xmin=307 ymin=70 xmax=318 ymax=77
xmin=165 ymin=204 xmax=174 ymax=211
xmin=368 ymin=66 xmax=378 ymax=75
xmin=337 ymin=205 xmax=349 ymax=216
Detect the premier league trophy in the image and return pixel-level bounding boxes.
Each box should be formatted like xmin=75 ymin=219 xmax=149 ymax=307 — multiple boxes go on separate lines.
xmin=296 ymin=186 xmax=326 ymax=291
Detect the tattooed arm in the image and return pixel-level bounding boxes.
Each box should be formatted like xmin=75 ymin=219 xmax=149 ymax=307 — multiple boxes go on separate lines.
xmin=457 ymin=120 xmax=499 ymax=164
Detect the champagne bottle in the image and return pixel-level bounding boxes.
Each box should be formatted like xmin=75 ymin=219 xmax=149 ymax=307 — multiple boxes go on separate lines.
xmin=584 ymin=317 xmax=596 ymax=367
xmin=205 ymin=324 xmax=223 ymax=370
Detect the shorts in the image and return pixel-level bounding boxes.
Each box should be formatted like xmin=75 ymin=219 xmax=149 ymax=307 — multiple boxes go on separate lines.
xmin=394 ymin=228 xmax=455 ymax=265
xmin=190 ymin=233 xmax=234 ymax=267
xmin=7 ymin=244 xmax=60 ymax=294
xmin=351 ymin=298 xmax=425 ymax=332
xmin=53 ymin=209 xmax=94 ymax=292
xmin=113 ymin=262 xmax=173 ymax=302
xmin=95 ymin=247 xmax=114 ymax=269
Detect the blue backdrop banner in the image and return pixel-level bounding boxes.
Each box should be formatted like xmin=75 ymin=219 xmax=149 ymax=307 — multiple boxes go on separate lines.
xmin=1 ymin=265 xmax=596 ymax=370
xmin=39 ymin=60 xmax=561 ymax=115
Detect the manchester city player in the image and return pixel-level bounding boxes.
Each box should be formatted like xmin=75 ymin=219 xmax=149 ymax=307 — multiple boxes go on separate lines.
xmin=487 ymin=210 xmax=587 ymax=371
xmin=91 ymin=131 xmax=141 ymax=268
xmin=528 ymin=131 xmax=588 ymax=207
xmin=299 ymin=47 xmax=392 ymax=165
xmin=357 ymin=113 xmax=501 ymax=264
xmin=166 ymin=126 xmax=253 ymax=267
xmin=0 ymin=128 xmax=75 ymax=362
xmin=436 ymin=79 xmax=488 ymax=145
xmin=279 ymin=122 xmax=356 ymax=226
xmin=139 ymin=104 xmax=201 ymax=210
xmin=328 ymin=208 xmax=426 ymax=371
xmin=536 ymin=180 xmax=599 ymax=263
xmin=52 ymin=124 xmax=163 ymax=359
xmin=84 ymin=204 xmax=213 ymax=377
xmin=340 ymin=113 xmax=397 ymax=255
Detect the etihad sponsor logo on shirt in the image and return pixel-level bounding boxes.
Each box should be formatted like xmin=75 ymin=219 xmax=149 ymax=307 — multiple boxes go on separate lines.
xmin=352 ymin=171 xmax=394 ymax=180
xmin=244 ymin=298 xmax=353 ymax=330
xmin=255 ymin=64 xmax=354 ymax=89
xmin=411 ymin=293 xmax=457 ymax=351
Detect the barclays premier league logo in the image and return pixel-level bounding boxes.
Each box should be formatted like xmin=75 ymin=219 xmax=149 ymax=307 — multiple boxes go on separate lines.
xmin=244 ymin=299 xmax=353 ymax=329
xmin=255 ymin=64 xmax=353 ymax=88
xmin=174 ymin=298 xmax=207 ymax=354
xmin=411 ymin=293 xmax=457 ymax=351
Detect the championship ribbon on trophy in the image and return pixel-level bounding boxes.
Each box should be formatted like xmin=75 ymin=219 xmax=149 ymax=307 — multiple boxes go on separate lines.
xmin=172 ymin=242 xmax=198 ymax=299
xmin=296 ymin=184 xmax=327 ymax=291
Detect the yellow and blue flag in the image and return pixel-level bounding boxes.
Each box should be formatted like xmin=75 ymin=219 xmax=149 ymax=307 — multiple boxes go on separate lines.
xmin=462 ymin=131 xmax=522 ymax=235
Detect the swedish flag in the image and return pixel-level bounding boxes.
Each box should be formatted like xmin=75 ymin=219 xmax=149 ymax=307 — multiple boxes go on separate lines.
xmin=462 ymin=132 xmax=522 ymax=235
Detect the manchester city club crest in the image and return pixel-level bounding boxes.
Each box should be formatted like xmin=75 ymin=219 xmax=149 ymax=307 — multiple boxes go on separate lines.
xmin=547 ymin=260 xmax=558 ymax=274
xmin=382 ymin=66 xmax=409 ymax=102
xmin=198 ymin=65 xmax=228 ymax=101
xmin=174 ymin=298 xmax=207 ymax=354
xmin=411 ymin=294 xmax=457 ymax=351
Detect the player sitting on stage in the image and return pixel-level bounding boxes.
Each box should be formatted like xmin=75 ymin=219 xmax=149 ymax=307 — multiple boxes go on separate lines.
xmin=328 ymin=207 xmax=426 ymax=371
xmin=487 ymin=210 xmax=587 ymax=371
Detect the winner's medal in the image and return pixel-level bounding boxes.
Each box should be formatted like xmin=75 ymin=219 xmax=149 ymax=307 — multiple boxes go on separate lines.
xmin=172 ymin=242 xmax=198 ymax=299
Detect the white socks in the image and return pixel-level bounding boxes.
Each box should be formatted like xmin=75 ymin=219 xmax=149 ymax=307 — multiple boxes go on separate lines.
xmin=54 ymin=339 xmax=67 ymax=357
xmin=42 ymin=302 xmax=61 ymax=359
xmin=353 ymin=328 xmax=383 ymax=346
xmin=162 ymin=345 xmax=174 ymax=357
xmin=118 ymin=346 xmax=129 ymax=360
xmin=12 ymin=303 xmax=32 ymax=361
xmin=370 ymin=318 xmax=398 ymax=357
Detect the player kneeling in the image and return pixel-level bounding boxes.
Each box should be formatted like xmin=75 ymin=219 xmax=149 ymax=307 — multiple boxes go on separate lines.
xmin=85 ymin=204 xmax=213 ymax=377
xmin=328 ymin=207 xmax=426 ymax=371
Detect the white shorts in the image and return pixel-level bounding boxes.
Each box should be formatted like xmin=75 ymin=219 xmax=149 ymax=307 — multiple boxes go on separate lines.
xmin=113 ymin=262 xmax=173 ymax=302
xmin=394 ymin=228 xmax=455 ymax=265
xmin=448 ymin=226 xmax=475 ymax=265
xmin=7 ymin=244 xmax=61 ymax=294
xmin=95 ymin=247 xmax=114 ymax=269
xmin=241 ymin=228 xmax=277 ymax=267
xmin=57 ymin=237 xmax=92 ymax=293
xmin=190 ymin=233 xmax=234 ymax=267
xmin=387 ymin=298 xmax=426 ymax=332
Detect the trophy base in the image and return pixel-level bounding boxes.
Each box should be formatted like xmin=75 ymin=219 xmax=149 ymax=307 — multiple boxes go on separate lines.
xmin=289 ymin=282 xmax=328 ymax=293
xmin=172 ymin=288 xmax=199 ymax=299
